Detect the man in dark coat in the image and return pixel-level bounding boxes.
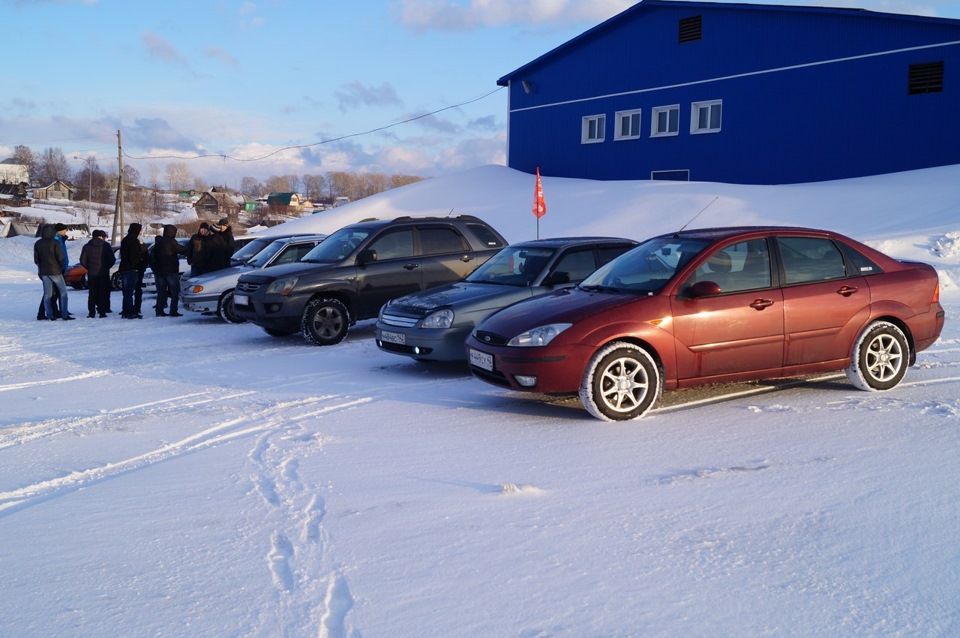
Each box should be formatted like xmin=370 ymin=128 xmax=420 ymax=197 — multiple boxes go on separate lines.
xmin=187 ymin=222 xmax=210 ymax=276
xmin=203 ymin=222 xmax=228 ymax=274
xmin=151 ymin=224 xmax=187 ymax=317
xmin=79 ymin=230 xmax=115 ymax=318
xmin=216 ymin=218 xmax=236 ymax=269
xmin=34 ymin=224 xmax=73 ymax=320
xmin=118 ymin=223 xmax=144 ymax=319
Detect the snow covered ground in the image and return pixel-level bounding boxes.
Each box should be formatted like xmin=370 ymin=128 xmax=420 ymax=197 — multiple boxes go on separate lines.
xmin=1 ymin=165 xmax=958 ymax=637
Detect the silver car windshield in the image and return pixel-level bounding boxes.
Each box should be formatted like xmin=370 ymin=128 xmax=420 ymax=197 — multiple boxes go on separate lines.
xmin=302 ymin=229 xmax=370 ymax=263
xmin=232 ymin=237 xmax=275 ymax=264
xmin=580 ymin=236 xmax=710 ymax=294
xmin=247 ymin=240 xmax=287 ymax=268
xmin=466 ymin=246 xmax=556 ymax=286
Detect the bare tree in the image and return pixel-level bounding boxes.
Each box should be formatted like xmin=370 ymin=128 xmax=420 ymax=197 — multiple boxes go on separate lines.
xmin=302 ymin=173 xmax=326 ymax=202
xmin=392 ymin=174 xmax=425 ymax=189
xmin=193 ymin=176 xmax=209 ymax=192
xmin=326 ymin=171 xmax=355 ymax=200
xmin=165 ymin=162 xmax=192 ymax=192
xmin=240 ymin=176 xmax=263 ymax=198
xmin=264 ymin=175 xmax=292 ymax=193
xmin=361 ymin=172 xmax=389 ymax=198
xmin=11 ymin=145 xmax=36 ymax=184
xmin=123 ymin=164 xmax=141 ymax=187
xmin=34 ymin=147 xmax=70 ymax=186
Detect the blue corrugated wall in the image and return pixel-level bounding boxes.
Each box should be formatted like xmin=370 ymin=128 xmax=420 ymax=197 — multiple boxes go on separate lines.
xmin=500 ymin=1 xmax=960 ymax=184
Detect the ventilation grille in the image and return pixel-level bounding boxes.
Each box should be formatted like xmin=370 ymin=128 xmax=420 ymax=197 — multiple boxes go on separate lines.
xmin=679 ymin=15 xmax=702 ymax=43
xmin=909 ymin=61 xmax=944 ymax=95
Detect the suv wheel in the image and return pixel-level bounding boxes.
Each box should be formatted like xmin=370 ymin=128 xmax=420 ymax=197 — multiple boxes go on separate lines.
xmin=579 ymin=342 xmax=662 ymax=421
xmin=302 ymin=298 xmax=350 ymax=346
xmin=217 ymin=290 xmax=246 ymax=324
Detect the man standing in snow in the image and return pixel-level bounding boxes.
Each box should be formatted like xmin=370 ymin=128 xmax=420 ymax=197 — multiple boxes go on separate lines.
xmin=216 ymin=218 xmax=235 ymax=269
xmin=118 ymin=223 xmax=144 ymax=319
xmin=151 ymin=224 xmax=187 ymax=317
xmin=187 ymin=222 xmax=210 ymax=276
xmin=79 ymin=229 xmax=115 ymax=318
xmin=34 ymin=224 xmax=73 ymax=320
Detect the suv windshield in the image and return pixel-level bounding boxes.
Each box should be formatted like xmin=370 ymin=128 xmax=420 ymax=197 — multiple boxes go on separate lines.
xmin=466 ymin=246 xmax=556 ymax=286
xmin=580 ymin=235 xmax=710 ymax=294
xmin=302 ymin=228 xmax=370 ymax=263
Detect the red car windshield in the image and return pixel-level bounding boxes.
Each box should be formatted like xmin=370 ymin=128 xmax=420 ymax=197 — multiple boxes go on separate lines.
xmin=580 ymin=235 xmax=710 ymax=294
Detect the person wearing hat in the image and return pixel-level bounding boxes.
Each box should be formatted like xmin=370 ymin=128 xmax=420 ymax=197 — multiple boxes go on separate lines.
xmin=187 ymin=222 xmax=211 ymax=276
xmin=79 ymin=229 xmax=115 ymax=318
xmin=33 ymin=224 xmax=73 ymax=320
xmin=118 ymin=223 xmax=145 ymax=319
xmin=203 ymin=220 xmax=228 ymax=274
xmin=216 ymin=218 xmax=235 ymax=269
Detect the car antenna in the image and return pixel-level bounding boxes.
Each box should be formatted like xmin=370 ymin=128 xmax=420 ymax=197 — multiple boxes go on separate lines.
xmin=675 ymin=196 xmax=719 ymax=237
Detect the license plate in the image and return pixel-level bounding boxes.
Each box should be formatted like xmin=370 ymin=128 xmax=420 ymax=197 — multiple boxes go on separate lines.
xmin=380 ymin=330 xmax=405 ymax=345
xmin=469 ymin=348 xmax=494 ymax=372
xmin=234 ymin=294 xmax=249 ymax=306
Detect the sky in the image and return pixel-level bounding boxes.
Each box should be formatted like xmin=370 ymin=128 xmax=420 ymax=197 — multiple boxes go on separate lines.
xmin=3 ymin=0 xmax=960 ymax=189
xmin=0 ymin=164 xmax=958 ymax=635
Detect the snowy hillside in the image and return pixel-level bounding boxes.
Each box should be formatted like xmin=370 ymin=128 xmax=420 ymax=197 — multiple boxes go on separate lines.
xmin=0 ymin=165 xmax=958 ymax=637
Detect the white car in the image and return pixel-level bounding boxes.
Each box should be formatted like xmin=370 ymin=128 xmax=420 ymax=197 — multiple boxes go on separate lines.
xmin=180 ymin=234 xmax=326 ymax=322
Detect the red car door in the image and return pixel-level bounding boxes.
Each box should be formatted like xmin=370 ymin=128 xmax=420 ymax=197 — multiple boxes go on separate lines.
xmin=777 ymin=236 xmax=870 ymax=367
xmin=670 ymin=239 xmax=785 ymax=380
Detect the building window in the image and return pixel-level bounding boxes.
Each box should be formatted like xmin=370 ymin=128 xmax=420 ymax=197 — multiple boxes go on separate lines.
xmin=909 ymin=61 xmax=944 ymax=94
xmin=691 ymin=100 xmax=722 ymax=134
xmin=679 ymin=15 xmax=702 ymax=43
xmin=614 ymin=109 xmax=642 ymax=140
xmin=581 ymin=114 xmax=606 ymax=144
xmin=651 ymin=105 xmax=680 ymax=137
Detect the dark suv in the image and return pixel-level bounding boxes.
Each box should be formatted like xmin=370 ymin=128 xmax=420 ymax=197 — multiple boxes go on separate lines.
xmin=233 ymin=215 xmax=507 ymax=345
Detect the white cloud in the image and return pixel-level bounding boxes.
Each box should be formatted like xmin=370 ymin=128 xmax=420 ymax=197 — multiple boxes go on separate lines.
xmin=394 ymin=0 xmax=634 ymax=31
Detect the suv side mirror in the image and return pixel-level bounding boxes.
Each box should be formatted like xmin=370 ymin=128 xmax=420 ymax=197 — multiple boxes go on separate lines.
xmin=542 ymin=271 xmax=571 ymax=286
xmin=357 ymin=248 xmax=378 ymax=265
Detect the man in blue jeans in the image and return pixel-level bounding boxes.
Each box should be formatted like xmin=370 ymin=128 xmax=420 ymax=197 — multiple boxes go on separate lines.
xmin=150 ymin=224 xmax=187 ymax=316
xmin=118 ymin=223 xmax=144 ymax=319
xmin=34 ymin=224 xmax=73 ymax=320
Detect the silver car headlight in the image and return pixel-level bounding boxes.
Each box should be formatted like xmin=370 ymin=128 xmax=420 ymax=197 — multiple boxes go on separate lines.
xmin=265 ymin=277 xmax=298 ymax=296
xmin=507 ymin=323 xmax=572 ymax=347
xmin=421 ymin=308 xmax=454 ymax=329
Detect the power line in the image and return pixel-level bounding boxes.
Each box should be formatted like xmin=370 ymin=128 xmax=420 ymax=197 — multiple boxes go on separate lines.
xmin=123 ymin=86 xmax=505 ymax=163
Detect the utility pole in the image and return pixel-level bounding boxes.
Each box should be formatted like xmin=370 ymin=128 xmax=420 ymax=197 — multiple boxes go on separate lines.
xmin=112 ymin=130 xmax=125 ymax=243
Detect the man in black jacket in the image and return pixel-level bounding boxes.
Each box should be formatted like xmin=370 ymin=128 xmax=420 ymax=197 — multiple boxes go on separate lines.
xmin=118 ymin=223 xmax=144 ymax=319
xmin=151 ymin=224 xmax=187 ymax=317
xmin=79 ymin=230 xmax=115 ymax=318
xmin=34 ymin=224 xmax=73 ymax=320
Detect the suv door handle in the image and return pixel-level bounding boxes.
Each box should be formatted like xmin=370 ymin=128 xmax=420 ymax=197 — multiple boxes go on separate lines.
xmin=750 ymin=298 xmax=774 ymax=310
xmin=404 ymin=263 xmax=420 ymax=270
xmin=461 ymin=255 xmax=474 ymax=262
xmin=837 ymin=285 xmax=859 ymax=297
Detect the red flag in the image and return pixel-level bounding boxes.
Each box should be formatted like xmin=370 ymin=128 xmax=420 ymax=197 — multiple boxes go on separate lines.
xmin=532 ymin=167 xmax=547 ymax=219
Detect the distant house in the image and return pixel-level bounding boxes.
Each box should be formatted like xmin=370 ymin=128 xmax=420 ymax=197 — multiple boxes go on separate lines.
xmin=194 ymin=191 xmax=241 ymax=224
xmin=0 ymin=182 xmax=30 ymax=207
xmin=497 ymin=0 xmax=960 ymax=184
xmin=266 ymin=192 xmax=303 ymax=211
xmin=33 ymin=180 xmax=75 ymax=201
xmin=0 ymin=158 xmax=29 ymax=185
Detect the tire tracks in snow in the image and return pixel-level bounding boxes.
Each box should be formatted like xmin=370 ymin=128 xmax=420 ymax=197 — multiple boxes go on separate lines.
xmin=0 ymin=395 xmax=370 ymax=516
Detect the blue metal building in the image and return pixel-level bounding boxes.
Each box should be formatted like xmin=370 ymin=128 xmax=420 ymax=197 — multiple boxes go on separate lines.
xmin=497 ymin=0 xmax=960 ymax=184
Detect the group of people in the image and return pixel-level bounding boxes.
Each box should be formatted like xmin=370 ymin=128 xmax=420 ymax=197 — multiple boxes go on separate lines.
xmin=187 ymin=218 xmax=235 ymax=276
xmin=33 ymin=218 xmax=235 ymax=322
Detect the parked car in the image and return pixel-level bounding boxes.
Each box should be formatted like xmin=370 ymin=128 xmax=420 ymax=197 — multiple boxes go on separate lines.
xmin=181 ymin=234 xmax=326 ymax=323
xmin=465 ymin=226 xmax=945 ymax=421
xmin=233 ymin=215 xmax=508 ymax=345
xmin=375 ymin=237 xmax=638 ymax=361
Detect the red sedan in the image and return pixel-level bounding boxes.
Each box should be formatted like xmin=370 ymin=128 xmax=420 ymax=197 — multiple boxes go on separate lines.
xmin=465 ymin=226 xmax=945 ymax=421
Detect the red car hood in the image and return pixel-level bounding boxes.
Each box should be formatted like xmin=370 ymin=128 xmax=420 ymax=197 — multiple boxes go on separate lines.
xmin=475 ymin=287 xmax=641 ymax=337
